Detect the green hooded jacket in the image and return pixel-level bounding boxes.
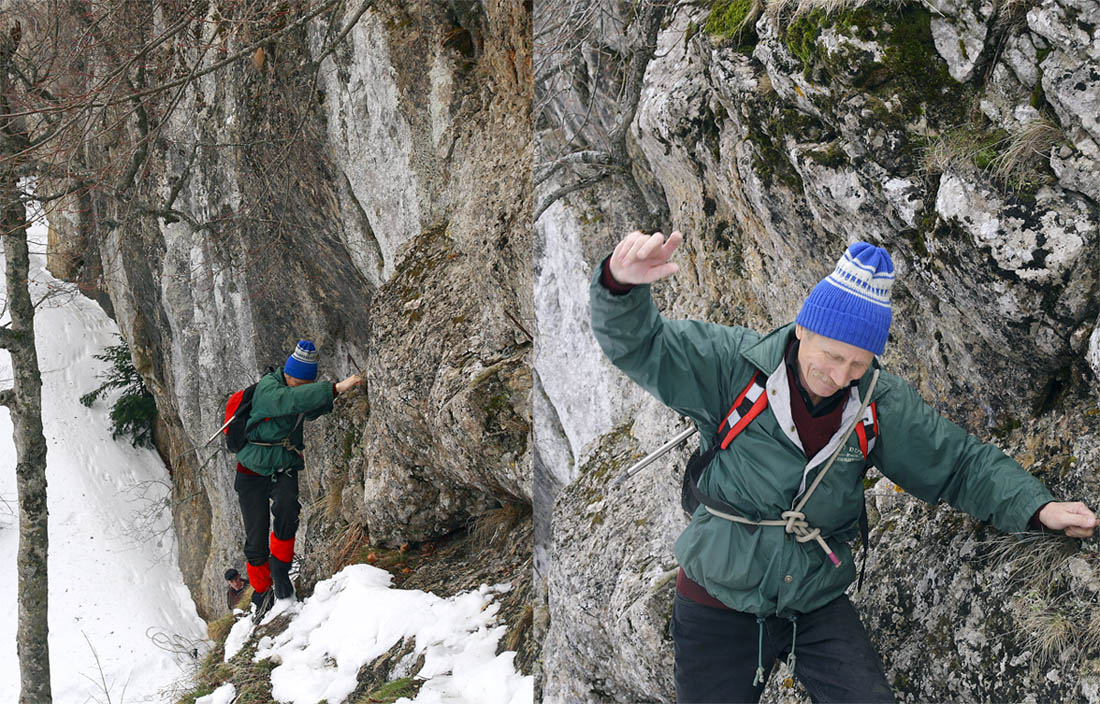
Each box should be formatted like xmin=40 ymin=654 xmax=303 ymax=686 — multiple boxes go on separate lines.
xmin=235 ymin=366 xmax=335 ymax=476
xmin=590 ymin=271 xmax=1055 ymax=618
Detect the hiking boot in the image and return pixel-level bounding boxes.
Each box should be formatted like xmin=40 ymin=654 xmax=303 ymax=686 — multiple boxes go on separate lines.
xmin=251 ymin=589 xmax=275 ymax=624
xmin=270 ymin=556 xmax=295 ymax=600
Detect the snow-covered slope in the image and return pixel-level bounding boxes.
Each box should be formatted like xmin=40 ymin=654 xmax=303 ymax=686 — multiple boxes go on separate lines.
xmin=212 ymin=564 xmax=532 ymax=704
xmin=1 ymin=215 xmax=206 ymax=702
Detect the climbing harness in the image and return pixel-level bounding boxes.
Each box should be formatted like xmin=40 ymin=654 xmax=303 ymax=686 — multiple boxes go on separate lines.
xmin=688 ymin=368 xmax=880 ymax=683
xmin=686 ymin=369 xmax=879 ymax=568
xmin=246 ymin=413 xmax=305 ymax=453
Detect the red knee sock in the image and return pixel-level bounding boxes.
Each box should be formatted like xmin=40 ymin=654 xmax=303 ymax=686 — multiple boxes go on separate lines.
xmin=246 ymin=561 xmax=272 ymax=593
xmin=270 ymin=532 xmax=295 ymax=564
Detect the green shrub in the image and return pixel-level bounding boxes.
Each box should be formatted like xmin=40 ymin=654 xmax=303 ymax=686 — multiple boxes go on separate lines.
xmin=80 ymin=338 xmax=157 ymax=448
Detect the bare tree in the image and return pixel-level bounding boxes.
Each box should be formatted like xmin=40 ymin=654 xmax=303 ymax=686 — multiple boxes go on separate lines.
xmin=533 ymin=0 xmax=670 ymax=223
xmin=2 ymin=22 xmax=51 ymax=701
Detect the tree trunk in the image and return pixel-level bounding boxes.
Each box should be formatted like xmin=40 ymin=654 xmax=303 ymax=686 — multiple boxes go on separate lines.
xmin=2 ymin=31 xmax=53 ymax=704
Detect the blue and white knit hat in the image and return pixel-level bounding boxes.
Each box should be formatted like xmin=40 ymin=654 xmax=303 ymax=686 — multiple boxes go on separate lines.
xmin=284 ymin=340 xmax=319 ymax=380
xmin=795 ymin=242 xmax=894 ymax=355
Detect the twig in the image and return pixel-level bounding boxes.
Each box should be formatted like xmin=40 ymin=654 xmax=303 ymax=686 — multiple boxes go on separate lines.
xmin=312 ymin=0 xmax=376 ymax=66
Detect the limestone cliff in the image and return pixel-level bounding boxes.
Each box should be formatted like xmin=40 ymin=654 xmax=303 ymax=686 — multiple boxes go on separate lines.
xmin=44 ymin=0 xmax=532 ymax=625
xmin=535 ymin=0 xmax=1099 ymax=701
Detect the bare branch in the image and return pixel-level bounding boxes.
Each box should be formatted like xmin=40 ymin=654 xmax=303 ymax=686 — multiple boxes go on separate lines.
xmin=96 ymin=0 xmax=345 ymax=109
xmin=313 ymin=0 xmax=376 ymax=66
xmin=534 ymin=170 xmax=615 ymax=223
xmin=608 ymin=2 xmax=667 ymax=154
xmin=534 ymin=149 xmax=613 ymax=186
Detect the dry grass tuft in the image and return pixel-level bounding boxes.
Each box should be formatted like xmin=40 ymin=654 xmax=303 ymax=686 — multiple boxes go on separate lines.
xmin=1015 ymin=591 xmax=1075 ymax=665
xmin=983 ymin=533 xmax=1078 ymax=589
xmin=920 ymin=128 xmax=1007 ymax=178
xmin=764 ymin=0 xmax=900 ymax=20
xmin=471 ymin=502 xmax=532 ymax=548
xmin=207 ymin=612 xmax=239 ymax=643
xmin=1084 ymin=607 xmax=1100 ymax=655
xmin=989 ymin=117 xmax=1062 ymax=188
xmin=324 ymin=478 xmax=346 ymax=523
xmin=921 ymin=118 xmax=1063 ymax=190
xmin=986 ymin=534 xmax=1100 ymax=667
xmin=331 ymin=523 xmax=371 ymax=573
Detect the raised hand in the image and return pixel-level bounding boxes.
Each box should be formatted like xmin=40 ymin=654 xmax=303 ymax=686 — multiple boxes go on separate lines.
xmin=608 ymin=230 xmax=683 ymax=286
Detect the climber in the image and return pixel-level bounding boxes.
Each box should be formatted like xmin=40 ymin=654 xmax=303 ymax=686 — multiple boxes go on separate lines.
xmin=589 ymin=230 xmax=1098 ymax=703
xmin=224 ymin=567 xmax=247 ymax=611
xmin=234 ymin=340 xmax=363 ymax=616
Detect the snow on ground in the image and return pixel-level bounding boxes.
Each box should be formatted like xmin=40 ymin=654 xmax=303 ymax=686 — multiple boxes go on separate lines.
xmin=195 ymin=682 xmax=236 ymax=704
xmin=220 ymin=564 xmax=533 ymax=704
xmin=1 ymin=214 xmax=207 ymax=702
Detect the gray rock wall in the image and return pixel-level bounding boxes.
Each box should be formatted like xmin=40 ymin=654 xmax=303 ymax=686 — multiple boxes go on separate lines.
xmin=535 ymin=0 xmax=1099 ymax=701
xmin=46 ymin=0 xmax=532 ymax=620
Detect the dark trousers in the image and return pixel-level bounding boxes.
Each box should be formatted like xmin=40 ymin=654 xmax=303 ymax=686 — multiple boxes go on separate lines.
xmin=234 ymin=470 xmax=300 ymax=567
xmin=671 ymin=593 xmax=895 ymax=704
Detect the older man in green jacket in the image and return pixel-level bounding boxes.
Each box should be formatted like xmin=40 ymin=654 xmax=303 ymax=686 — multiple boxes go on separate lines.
xmin=590 ymin=230 xmax=1097 ymax=703
xmin=235 ymin=340 xmax=362 ymax=616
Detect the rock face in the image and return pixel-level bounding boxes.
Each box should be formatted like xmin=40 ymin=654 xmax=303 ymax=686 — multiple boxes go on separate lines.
xmin=535 ymin=0 xmax=1099 ymax=701
xmin=45 ymin=0 xmax=532 ymax=620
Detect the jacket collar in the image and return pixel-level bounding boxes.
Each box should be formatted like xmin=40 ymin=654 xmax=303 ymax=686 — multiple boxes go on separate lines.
xmin=741 ymin=322 xmax=796 ymax=373
xmin=741 ymin=322 xmax=888 ymax=400
xmin=272 ymin=366 xmax=288 ymax=386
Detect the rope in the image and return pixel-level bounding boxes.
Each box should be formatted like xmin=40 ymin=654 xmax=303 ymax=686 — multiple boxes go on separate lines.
xmin=753 ymin=616 xmax=767 ymax=687
xmin=704 ymin=369 xmax=881 ymax=567
xmin=786 ymin=615 xmax=798 ymax=677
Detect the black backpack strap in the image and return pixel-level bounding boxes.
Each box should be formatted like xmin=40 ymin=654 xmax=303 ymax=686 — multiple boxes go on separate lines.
xmin=855 ymin=401 xmax=877 ymax=591
xmin=857 ymin=494 xmax=869 ymax=591
xmin=681 ymin=372 xmax=768 ymax=516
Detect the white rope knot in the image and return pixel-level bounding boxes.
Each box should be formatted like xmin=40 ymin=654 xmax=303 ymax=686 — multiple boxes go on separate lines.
xmin=780 ymin=510 xmax=809 ymax=535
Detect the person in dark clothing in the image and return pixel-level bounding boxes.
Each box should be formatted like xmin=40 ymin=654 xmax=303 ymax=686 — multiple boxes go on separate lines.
xmin=591 ymin=230 xmax=1097 ymax=703
xmin=234 ymin=340 xmax=362 ymax=614
xmin=224 ymin=568 xmax=247 ymax=611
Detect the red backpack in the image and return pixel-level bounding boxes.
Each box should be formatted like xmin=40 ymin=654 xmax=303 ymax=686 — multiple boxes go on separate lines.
xmin=224 ymin=383 xmax=261 ymax=453
xmin=222 ymin=369 xmax=275 ymax=453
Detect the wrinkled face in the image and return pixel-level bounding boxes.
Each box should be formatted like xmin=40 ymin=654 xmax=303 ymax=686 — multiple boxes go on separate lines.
xmin=794 ymin=325 xmax=874 ymax=403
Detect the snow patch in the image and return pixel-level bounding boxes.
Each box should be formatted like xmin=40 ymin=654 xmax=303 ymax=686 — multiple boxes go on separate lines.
xmin=196 ymin=682 xmax=236 ymax=704
xmin=218 ymin=564 xmax=533 ymax=704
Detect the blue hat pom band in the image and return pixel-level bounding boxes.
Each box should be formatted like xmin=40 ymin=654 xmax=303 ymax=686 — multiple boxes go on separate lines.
xmin=796 ymin=243 xmax=894 ymax=355
xmin=285 ymin=340 xmax=319 ymax=380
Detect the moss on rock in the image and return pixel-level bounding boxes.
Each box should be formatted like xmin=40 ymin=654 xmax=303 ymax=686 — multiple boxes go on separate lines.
xmin=783 ymin=4 xmax=973 ymax=127
xmin=705 ymin=0 xmax=760 ymax=51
